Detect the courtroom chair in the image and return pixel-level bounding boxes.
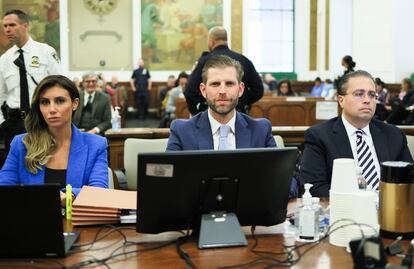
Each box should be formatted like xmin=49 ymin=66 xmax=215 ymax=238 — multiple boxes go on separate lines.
xmin=406 ymin=135 xmax=414 ymax=157
xmin=273 ymin=135 xmax=285 ymax=148
xmin=108 ymin=167 xmax=115 ymax=189
xmin=117 ymin=138 xmax=169 ymax=190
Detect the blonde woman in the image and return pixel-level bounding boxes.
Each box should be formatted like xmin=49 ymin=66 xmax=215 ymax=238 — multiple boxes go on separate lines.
xmin=0 ymin=75 xmax=108 ymax=205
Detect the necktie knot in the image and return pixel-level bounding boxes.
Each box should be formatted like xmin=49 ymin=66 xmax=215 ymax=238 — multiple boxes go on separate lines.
xmin=18 ymin=48 xmax=23 ymax=54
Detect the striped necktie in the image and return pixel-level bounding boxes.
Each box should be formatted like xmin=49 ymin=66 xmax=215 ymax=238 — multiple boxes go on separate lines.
xmin=356 ymin=129 xmax=379 ymax=190
xmin=218 ymin=125 xmax=231 ymax=150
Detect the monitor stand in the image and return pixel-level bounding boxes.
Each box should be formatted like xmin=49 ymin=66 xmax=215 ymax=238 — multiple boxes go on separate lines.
xmin=197 ymin=211 xmax=247 ymax=249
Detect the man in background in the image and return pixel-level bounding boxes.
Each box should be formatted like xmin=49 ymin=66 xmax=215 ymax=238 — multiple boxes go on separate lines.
xmin=184 ymin=26 xmax=263 ymax=115
xmin=130 ymin=58 xmax=152 ymax=120
xmin=74 ymin=72 xmax=112 ymax=135
xmin=0 ymin=9 xmax=61 ymax=155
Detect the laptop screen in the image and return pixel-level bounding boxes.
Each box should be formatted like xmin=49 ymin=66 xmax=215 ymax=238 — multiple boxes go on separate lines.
xmin=0 ymin=184 xmax=67 ymax=258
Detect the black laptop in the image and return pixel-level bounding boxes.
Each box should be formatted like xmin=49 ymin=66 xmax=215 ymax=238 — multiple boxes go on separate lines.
xmin=0 ymin=184 xmax=79 ymax=258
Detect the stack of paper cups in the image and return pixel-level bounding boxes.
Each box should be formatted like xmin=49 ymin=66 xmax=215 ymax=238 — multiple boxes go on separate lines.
xmin=345 ymin=190 xmax=379 ymax=251
xmin=329 ymin=158 xmax=359 ymax=247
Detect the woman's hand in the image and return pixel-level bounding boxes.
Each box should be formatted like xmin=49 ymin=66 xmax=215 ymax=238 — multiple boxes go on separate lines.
xmin=60 ymin=191 xmax=67 ymax=207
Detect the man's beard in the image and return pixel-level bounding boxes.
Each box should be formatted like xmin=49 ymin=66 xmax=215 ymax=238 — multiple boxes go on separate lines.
xmin=207 ymin=97 xmax=238 ymax=116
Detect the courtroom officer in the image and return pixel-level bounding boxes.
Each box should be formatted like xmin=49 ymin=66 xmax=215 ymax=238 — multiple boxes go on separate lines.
xmin=130 ymin=58 xmax=152 ymax=120
xmin=0 ymin=9 xmax=61 ymax=156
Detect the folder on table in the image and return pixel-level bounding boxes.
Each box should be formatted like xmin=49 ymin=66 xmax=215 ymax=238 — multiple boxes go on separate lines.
xmin=72 ymin=186 xmax=137 ymax=226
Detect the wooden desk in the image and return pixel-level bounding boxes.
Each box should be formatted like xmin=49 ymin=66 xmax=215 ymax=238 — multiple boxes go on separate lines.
xmin=0 ymin=201 xmax=408 ymax=269
xmin=106 ymin=126 xmax=414 ymax=170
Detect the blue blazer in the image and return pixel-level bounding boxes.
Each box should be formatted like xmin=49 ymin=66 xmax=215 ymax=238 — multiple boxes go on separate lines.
xmin=300 ymin=117 xmax=413 ymax=197
xmin=0 ymin=124 xmax=108 ymax=196
xmin=167 ymin=111 xmax=276 ymax=151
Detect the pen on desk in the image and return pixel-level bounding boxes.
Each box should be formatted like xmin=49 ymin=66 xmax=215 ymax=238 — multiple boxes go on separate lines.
xmin=66 ymin=184 xmax=72 ymax=220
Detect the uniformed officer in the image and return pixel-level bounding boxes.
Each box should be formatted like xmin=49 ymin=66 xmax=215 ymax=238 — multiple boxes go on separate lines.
xmin=0 ymin=9 xmax=61 ymax=156
xmin=130 ymin=58 xmax=152 ymax=120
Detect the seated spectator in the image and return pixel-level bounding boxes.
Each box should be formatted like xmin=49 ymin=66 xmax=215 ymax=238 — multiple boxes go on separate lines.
xmin=385 ymin=78 xmax=413 ymax=125
xmin=321 ymin=79 xmax=335 ymax=98
xmin=165 ymin=71 xmax=189 ymax=120
xmin=309 ymin=77 xmax=324 ymax=97
xmin=275 ymin=79 xmax=297 ymax=96
xmin=73 ymin=72 xmax=112 ymax=135
xmin=72 ymin=77 xmax=82 ymax=92
xmin=0 ymin=75 xmax=108 ymax=205
xmin=159 ymin=75 xmax=176 ymax=113
xmin=105 ymin=76 xmax=126 ymax=109
xmin=374 ymin=77 xmax=389 ymax=121
xmin=264 ymin=73 xmax=278 ymax=91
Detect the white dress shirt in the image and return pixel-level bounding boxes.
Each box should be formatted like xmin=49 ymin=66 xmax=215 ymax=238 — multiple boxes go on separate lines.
xmin=208 ymin=110 xmax=236 ymax=150
xmin=0 ymin=37 xmax=61 ymax=124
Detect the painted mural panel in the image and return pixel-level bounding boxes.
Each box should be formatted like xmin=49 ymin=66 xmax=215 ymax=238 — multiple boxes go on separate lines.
xmin=0 ymin=0 xmax=60 ymax=55
xmin=141 ymin=0 xmax=223 ymax=70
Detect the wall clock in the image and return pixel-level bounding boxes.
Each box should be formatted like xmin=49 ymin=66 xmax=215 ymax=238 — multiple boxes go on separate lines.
xmin=84 ymin=0 xmax=118 ymax=16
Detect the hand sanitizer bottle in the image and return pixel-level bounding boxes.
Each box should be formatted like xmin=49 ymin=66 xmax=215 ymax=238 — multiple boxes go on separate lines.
xmin=298 ymin=183 xmax=319 ymax=241
xmin=111 ymin=106 xmax=121 ymax=131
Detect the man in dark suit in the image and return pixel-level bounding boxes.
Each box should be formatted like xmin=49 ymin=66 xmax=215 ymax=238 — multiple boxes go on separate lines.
xmin=167 ymin=54 xmax=275 ymax=151
xmin=184 ymin=26 xmax=263 ymax=115
xmin=73 ymin=72 xmax=111 ymax=135
xmin=300 ymin=70 xmax=413 ymax=197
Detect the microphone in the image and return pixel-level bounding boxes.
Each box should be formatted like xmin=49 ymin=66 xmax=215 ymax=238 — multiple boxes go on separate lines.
xmin=13 ymin=57 xmax=38 ymax=86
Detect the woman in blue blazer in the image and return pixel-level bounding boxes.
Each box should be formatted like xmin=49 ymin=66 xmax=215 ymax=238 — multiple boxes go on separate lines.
xmin=0 ymin=75 xmax=108 ymax=204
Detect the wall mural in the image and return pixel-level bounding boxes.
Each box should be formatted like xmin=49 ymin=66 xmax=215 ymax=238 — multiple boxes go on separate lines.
xmin=0 ymin=0 xmax=60 ymax=56
xmin=141 ymin=0 xmax=223 ymax=70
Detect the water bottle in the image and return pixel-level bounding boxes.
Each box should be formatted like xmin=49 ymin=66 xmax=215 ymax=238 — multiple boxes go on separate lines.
xmin=111 ymin=106 xmax=121 ymax=131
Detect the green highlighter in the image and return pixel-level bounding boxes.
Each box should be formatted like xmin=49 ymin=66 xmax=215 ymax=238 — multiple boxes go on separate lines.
xmin=66 ymin=184 xmax=72 ymax=220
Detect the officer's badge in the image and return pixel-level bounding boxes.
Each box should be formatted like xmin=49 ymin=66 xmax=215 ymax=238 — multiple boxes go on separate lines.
xmin=52 ymin=52 xmax=60 ymax=63
xmin=30 ymin=56 xmax=40 ymax=67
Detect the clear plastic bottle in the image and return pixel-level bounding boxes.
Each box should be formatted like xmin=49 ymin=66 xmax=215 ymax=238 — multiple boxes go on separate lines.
xmin=298 ymin=183 xmax=319 ymax=242
xmin=111 ymin=106 xmax=121 ymax=131
xmin=356 ymin=166 xmax=367 ymax=190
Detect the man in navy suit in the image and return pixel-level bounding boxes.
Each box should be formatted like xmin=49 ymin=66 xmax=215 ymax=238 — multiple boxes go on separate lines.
xmin=167 ymin=54 xmax=275 ymax=151
xmin=300 ymin=70 xmax=413 ymax=197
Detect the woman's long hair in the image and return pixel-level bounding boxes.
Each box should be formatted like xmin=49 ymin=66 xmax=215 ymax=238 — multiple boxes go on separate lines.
xmin=23 ymin=75 xmax=80 ymax=174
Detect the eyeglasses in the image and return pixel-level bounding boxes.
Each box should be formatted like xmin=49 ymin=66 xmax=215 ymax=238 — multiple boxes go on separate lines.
xmin=345 ymin=90 xmax=378 ymax=100
xmin=84 ymin=80 xmax=97 ymax=84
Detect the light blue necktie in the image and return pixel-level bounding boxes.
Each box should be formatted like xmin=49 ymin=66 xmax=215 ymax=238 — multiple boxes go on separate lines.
xmin=218 ymin=125 xmax=231 ymax=150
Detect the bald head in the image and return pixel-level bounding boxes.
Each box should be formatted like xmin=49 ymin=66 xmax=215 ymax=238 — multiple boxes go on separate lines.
xmin=208 ymin=26 xmax=228 ymax=51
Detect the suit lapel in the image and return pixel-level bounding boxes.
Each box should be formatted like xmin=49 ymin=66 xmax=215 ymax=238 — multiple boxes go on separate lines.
xmin=332 ymin=117 xmax=353 ymax=158
xmin=235 ymin=113 xmax=251 ymax=148
xmin=66 ymin=125 xmax=88 ymax=188
xmin=370 ymin=122 xmax=389 ymax=162
xmin=196 ymin=112 xmax=214 ymax=149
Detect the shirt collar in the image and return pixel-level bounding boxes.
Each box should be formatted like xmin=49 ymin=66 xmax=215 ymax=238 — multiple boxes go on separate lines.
xmin=208 ymin=110 xmax=236 ymax=136
xmin=84 ymin=90 xmax=96 ymax=99
xmin=13 ymin=37 xmax=33 ymax=54
xmin=341 ymin=114 xmax=370 ymax=136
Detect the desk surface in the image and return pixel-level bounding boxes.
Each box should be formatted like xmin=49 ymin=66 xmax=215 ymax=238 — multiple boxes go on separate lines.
xmin=0 ymin=201 xmax=409 ymax=269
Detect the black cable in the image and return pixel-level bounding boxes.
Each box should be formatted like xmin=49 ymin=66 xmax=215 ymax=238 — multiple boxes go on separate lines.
xmin=175 ymin=233 xmax=197 ymax=269
xmin=219 ymin=219 xmax=378 ymax=269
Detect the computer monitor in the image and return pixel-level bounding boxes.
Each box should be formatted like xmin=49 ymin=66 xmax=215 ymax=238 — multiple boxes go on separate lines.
xmin=136 ymin=147 xmax=298 ymax=246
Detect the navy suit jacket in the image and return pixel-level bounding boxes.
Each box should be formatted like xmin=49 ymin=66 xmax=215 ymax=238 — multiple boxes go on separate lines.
xmin=0 ymin=124 xmax=108 ymax=196
xmin=300 ymin=117 xmax=413 ymax=197
xmin=167 ymin=111 xmax=276 ymax=151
